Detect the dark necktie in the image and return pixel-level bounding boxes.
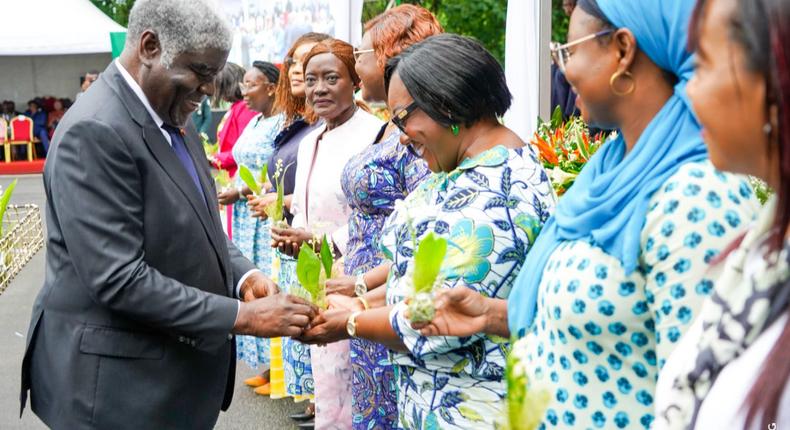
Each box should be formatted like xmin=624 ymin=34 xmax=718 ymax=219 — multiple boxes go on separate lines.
xmin=161 ymin=124 xmax=206 ymax=204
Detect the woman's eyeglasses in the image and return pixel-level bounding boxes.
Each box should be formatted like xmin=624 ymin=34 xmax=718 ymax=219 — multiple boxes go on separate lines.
xmin=353 ymin=48 xmax=375 ymax=62
xmin=550 ymin=29 xmax=615 ymax=74
xmin=391 ymin=102 xmax=419 ymax=133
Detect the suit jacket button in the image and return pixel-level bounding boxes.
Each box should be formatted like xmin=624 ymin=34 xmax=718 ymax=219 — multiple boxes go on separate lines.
xmin=227 ymin=334 xmax=233 ymax=340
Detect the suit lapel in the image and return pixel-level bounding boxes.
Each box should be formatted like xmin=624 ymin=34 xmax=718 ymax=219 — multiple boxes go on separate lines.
xmin=182 ymin=126 xmax=232 ymax=289
xmin=140 ymin=125 xmax=226 ymax=265
xmin=103 ymin=62 xmax=232 ymax=286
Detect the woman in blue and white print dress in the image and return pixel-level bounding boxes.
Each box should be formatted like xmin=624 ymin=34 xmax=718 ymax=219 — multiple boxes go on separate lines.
xmin=216 ymin=62 xmax=283 ymax=374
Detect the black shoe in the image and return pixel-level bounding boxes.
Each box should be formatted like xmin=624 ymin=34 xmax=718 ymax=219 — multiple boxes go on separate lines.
xmin=297 ymin=420 xmax=314 ymax=429
xmin=289 ymin=412 xmax=314 ymax=421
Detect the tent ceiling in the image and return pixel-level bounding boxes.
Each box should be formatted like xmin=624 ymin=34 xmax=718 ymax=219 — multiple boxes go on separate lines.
xmin=0 ymin=0 xmax=126 ymax=56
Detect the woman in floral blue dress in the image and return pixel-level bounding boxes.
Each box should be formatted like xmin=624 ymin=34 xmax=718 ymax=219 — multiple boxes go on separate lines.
xmin=330 ymin=5 xmax=439 ymax=429
xmin=217 ymin=62 xmax=283 ymax=386
xmin=298 ymin=35 xmax=555 ymax=429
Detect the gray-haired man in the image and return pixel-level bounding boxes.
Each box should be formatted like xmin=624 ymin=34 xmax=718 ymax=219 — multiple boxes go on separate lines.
xmin=19 ymin=1 xmax=315 ymax=428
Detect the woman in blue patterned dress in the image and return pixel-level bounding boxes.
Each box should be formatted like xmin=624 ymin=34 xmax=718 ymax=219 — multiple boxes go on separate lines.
xmin=217 ymin=61 xmax=283 ymax=390
xmin=298 ymin=35 xmax=556 ymax=429
xmin=408 ymin=1 xmax=761 ymax=429
xmin=326 ymin=6 xmax=439 ymax=429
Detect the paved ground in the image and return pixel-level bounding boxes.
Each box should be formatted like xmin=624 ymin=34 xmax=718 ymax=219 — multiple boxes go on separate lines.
xmin=0 ymin=175 xmax=304 ymax=429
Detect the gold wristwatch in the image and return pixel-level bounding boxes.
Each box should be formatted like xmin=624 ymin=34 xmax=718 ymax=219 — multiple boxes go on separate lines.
xmin=354 ymin=274 xmax=368 ymax=297
xmin=346 ymin=311 xmax=363 ymax=337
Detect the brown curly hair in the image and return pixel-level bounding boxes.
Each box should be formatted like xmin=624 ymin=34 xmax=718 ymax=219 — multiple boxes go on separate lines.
xmin=365 ymin=4 xmax=444 ymax=72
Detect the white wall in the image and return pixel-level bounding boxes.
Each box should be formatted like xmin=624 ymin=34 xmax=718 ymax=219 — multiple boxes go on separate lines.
xmin=0 ymin=53 xmax=112 ymax=108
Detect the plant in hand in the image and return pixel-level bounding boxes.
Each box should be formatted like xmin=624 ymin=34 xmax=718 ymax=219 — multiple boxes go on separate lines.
xmin=295 ymin=235 xmax=335 ymax=309
xmin=407 ymin=232 xmax=448 ymax=324
xmin=500 ymin=338 xmax=551 ymax=430
xmin=264 ymin=159 xmax=290 ymax=229
xmin=238 ymin=163 xmax=268 ymax=197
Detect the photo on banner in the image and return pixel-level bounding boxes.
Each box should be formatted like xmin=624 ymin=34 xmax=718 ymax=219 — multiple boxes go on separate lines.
xmin=218 ymin=0 xmax=355 ymax=68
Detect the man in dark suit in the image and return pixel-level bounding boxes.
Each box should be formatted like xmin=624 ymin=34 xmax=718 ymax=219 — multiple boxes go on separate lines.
xmin=19 ymin=0 xmax=315 ymax=428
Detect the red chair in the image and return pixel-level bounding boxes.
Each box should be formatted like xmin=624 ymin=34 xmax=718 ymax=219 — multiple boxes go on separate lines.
xmin=0 ymin=118 xmax=8 ymax=162
xmin=7 ymin=116 xmax=35 ymax=162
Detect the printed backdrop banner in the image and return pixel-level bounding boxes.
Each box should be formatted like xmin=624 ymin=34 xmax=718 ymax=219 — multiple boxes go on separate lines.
xmin=218 ymin=0 xmax=363 ymax=68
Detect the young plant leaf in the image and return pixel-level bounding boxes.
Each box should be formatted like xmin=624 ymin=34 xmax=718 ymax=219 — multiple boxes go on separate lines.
xmin=0 ymin=179 xmax=18 ymax=237
xmin=260 ymin=163 xmax=268 ymax=186
xmin=296 ymin=245 xmax=322 ymax=303
xmin=412 ymin=232 xmax=448 ymax=294
xmin=320 ymin=235 xmax=333 ymax=279
xmin=238 ymin=165 xmax=262 ymax=195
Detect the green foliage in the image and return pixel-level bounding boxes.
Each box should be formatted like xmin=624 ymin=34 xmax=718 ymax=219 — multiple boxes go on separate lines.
xmin=412 ymin=232 xmax=448 ymax=294
xmin=238 ymin=165 xmax=262 ymax=196
xmin=320 ymin=236 xmax=334 ymax=279
xmin=551 ymin=0 xmax=571 ymax=43
xmin=362 ymin=0 xmax=507 ymax=64
xmin=296 ymin=245 xmax=322 ymax=303
xmin=0 ymin=180 xmax=18 ymax=237
xmin=91 ymin=0 xmax=135 ymax=27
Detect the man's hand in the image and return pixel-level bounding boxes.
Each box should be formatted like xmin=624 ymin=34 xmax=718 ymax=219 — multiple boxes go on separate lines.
xmin=295 ymin=309 xmax=351 ymax=345
xmin=325 ymin=275 xmax=356 ymax=297
xmin=233 ymin=294 xmax=317 ymax=338
xmin=239 ymin=271 xmax=279 ymax=302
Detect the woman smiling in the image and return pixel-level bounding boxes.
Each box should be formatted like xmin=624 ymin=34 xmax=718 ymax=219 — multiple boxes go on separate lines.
xmin=271 ymin=39 xmax=384 ymax=430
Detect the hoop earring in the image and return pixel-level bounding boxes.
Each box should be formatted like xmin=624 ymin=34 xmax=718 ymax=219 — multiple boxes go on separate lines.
xmin=610 ymin=70 xmax=636 ymax=96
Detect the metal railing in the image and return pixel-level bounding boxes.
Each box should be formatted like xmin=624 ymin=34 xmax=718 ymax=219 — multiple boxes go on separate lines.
xmin=0 ymin=205 xmax=44 ymax=295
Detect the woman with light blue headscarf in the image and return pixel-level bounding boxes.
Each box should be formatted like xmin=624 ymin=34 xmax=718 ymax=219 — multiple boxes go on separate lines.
xmin=409 ymin=0 xmax=761 ymax=427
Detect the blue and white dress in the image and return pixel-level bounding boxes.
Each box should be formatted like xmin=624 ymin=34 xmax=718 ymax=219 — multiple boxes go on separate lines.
xmin=231 ymin=112 xmax=284 ymax=369
xmin=340 ymin=127 xmax=429 ymax=429
xmin=513 ymin=162 xmax=760 ymax=429
xmin=382 ymin=146 xmax=555 ymax=429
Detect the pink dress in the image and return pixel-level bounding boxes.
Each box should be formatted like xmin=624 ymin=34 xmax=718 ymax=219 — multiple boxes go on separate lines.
xmin=291 ymin=108 xmax=384 ymax=430
xmin=215 ymin=100 xmax=257 ymax=178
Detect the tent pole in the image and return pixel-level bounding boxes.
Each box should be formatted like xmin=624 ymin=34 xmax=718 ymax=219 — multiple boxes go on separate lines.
xmin=538 ymin=0 xmax=552 ymax=121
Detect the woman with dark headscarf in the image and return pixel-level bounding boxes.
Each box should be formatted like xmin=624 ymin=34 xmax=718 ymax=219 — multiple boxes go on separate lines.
xmin=655 ymin=0 xmax=790 ymax=428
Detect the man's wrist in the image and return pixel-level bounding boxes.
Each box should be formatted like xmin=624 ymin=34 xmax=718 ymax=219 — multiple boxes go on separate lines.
xmin=233 ymin=301 xmax=250 ymax=334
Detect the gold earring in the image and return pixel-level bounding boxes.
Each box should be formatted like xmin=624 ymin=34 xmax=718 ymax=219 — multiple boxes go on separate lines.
xmin=610 ymin=70 xmax=636 ymax=96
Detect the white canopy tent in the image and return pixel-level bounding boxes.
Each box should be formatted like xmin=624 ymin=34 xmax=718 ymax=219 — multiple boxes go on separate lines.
xmin=504 ymin=0 xmax=552 ymax=143
xmin=0 ymin=0 xmax=125 ymax=106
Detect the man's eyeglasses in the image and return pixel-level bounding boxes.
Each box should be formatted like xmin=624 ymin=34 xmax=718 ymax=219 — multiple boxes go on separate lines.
xmin=353 ymin=48 xmax=375 ymax=62
xmin=391 ymin=102 xmax=419 ymax=133
xmin=550 ymin=29 xmax=615 ymax=74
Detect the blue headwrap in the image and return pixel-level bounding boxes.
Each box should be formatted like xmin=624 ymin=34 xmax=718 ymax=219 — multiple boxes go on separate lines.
xmin=508 ymin=0 xmax=708 ymax=337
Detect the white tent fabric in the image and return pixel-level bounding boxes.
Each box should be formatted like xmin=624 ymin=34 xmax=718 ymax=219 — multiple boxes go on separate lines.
xmin=504 ymin=0 xmax=548 ymax=142
xmin=0 ymin=0 xmax=126 ymax=56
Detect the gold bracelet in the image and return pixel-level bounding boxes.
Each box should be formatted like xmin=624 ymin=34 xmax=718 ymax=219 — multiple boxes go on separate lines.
xmin=357 ymin=296 xmax=370 ymax=311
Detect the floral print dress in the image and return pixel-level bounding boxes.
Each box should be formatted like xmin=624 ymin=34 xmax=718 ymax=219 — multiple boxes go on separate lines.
xmin=231 ymin=113 xmax=283 ymax=369
xmin=340 ymin=127 xmax=430 ymax=429
xmin=381 ymin=146 xmax=555 ymax=429
xmin=511 ymin=162 xmax=760 ymax=429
